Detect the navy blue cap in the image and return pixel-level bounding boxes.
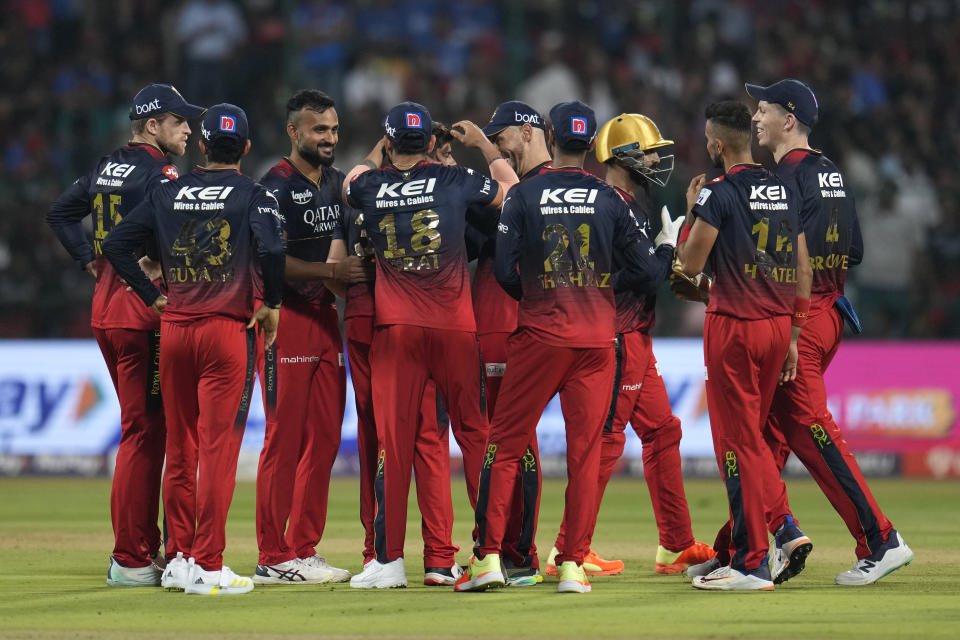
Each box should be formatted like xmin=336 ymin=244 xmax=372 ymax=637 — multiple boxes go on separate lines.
xmin=481 ymin=100 xmax=545 ymax=137
xmin=745 ymin=79 xmax=819 ymax=127
xmin=384 ymin=102 xmax=432 ymax=152
xmin=200 ymin=103 xmax=249 ymax=142
xmin=129 ymin=83 xmax=205 ymax=120
xmin=548 ymin=101 xmax=597 ymax=151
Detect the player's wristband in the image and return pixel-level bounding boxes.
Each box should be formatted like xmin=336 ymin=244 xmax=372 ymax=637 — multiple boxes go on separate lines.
xmin=793 ymin=296 xmax=810 ymax=328
xmin=678 ymin=225 xmax=692 ymax=244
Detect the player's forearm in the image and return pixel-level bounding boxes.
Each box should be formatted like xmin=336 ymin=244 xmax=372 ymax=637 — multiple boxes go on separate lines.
xmin=490 ymin=158 xmax=519 ymax=205
xmin=258 ymin=252 xmax=285 ymax=308
xmin=285 ymin=255 xmax=335 ymax=282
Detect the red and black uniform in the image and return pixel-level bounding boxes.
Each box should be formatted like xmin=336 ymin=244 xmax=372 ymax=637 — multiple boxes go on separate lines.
xmin=692 ymin=163 xmax=801 ymax=573
xmin=340 ymin=206 xmax=458 ymax=568
xmin=466 ymin=160 xmax=550 ymax=569
xmin=345 ymin=161 xmax=496 ymax=564
xmin=554 ymin=186 xmax=696 ymax=555
xmin=253 ymin=160 xmax=347 ymax=566
xmin=47 ymin=143 xmax=178 ymax=569
xmin=764 ymin=149 xmax=890 ymax=559
xmin=103 ymin=168 xmax=285 ymax=571
xmin=476 ymin=167 xmax=671 ymax=565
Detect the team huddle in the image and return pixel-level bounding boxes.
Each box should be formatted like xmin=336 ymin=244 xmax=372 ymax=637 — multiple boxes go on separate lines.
xmin=46 ymin=78 xmax=912 ymax=595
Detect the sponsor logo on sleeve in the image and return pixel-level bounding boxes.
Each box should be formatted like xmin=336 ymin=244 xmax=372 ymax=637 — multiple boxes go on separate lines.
xmin=162 ymin=165 xmax=179 ymax=180
xmin=696 ymin=188 xmax=712 ymax=206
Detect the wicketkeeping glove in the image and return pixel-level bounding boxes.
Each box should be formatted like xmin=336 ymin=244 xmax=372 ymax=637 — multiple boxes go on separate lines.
xmin=669 ymin=253 xmax=711 ymax=304
xmin=655 ymin=206 xmax=685 ymax=248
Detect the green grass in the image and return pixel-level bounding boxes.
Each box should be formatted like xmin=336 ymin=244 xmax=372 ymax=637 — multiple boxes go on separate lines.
xmin=0 ymin=476 xmax=957 ymax=639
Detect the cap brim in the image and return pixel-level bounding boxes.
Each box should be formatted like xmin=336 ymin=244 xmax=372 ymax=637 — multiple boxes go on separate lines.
xmin=744 ymin=83 xmax=770 ymax=101
xmin=481 ymin=123 xmax=508 ymax=138
xmin=172 ymin=103 xmax=207 ymax=119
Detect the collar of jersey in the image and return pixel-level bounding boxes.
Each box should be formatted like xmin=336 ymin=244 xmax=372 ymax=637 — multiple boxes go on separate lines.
xmin=195 ymin=166 xmax=240 ymax=174
xmin=127 ymin=141 xmax=165 ymax=160
xmin=727 ymin=162 xmax=763 ymax=175
xmin=520 ymin=161 xmax=552 ymax=180
xmin=283 ymin=157 xmax=324 ymax=186
xmin=780 ymin=147 xmax=820 ymax=164
xmin=386 ymin=160 xmax=430 ymax=172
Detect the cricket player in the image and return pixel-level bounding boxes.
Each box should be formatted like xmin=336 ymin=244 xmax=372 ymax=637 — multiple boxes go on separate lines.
xmin=46 ymin=83 xmax=203 ymax=587
xmin=464 ymin=100 xmax=554 ymax=586
xmin=547 ymin=113 xmax=716 ymax=577
xmin=456 ymin=101 xmax=675 ymax=594
xmin=103 ymin=103 xmax=285 ymax=595
xmin=676 ymin=100 xmax=812 ymax=591
xmin=747 ymin=79 xmax=912 ymax=585
xmin=329 ymin=133 xmax=463 ymax=586
xmin=252 ymin=89 xmax=351 ymax=585
xmin=343 ymin=102 xmax=519 ymax=589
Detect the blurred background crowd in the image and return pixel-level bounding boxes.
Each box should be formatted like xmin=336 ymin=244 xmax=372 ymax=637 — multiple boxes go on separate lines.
xmin=2 ymin=0 xmax=958 ymax=338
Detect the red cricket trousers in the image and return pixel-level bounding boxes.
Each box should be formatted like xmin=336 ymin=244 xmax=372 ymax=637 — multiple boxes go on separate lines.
xmin=704 ymin=313 xmax=790 ymax=573
xmin=255 ymin=302 xmax=346 ymax=565
xmin=764 ymin=308 xmax=893 ymax=559
xmin=476 ymin=329 xmax=613 ymax=566
xmin=160 ymin=317 xmax=255 ymax=571
xmin=555 ymin=330 xmax=694 ymax=554
xmin=93 ymin=327 xmax=164 ymax=568
xmin=346 ymin=316 xmax=457 ymax=567
xmin=370 ymin=324 xmax=489 ymax=563
xmin=479 ymin=331 xmax=541 ymax=569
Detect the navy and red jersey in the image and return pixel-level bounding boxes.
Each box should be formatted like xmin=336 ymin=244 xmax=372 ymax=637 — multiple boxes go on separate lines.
xmin=776 ymin=148 xmax=863 ymax=315
xmin=469 ymin=161 xmax=551 ymax=335
xmin=345 ymin=161 xmax=498 ymax=331
xmin=338 ymin=205 xmax=376 ymax=320
xmin=494 ymin=167 xmax=671 ymax=348
xmin=102 ymin=168 xmax=285 ymax=323
xmin=259 ymin=159 xmax=350 ymax=308
xmin=691 ymin=163 xmax=802 ymax=320
xmin=46 ymin=143 xmax=180 ymax=331
xmin=612 ymin=187 xmax=657 ymax=335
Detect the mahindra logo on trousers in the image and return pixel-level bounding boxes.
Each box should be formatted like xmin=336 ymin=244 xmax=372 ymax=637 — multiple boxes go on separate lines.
xmin=134 ymin=98 xmax=161 ymax=116
xmin=539 ymin=188 xmax=599 ymax=205
xmin=749 ymin=185 xmax=786 ymax=200
xmin=376 ymin=178 xmax=436 ymax=199
xmin=175 ymin=186 xmax=235 ymax=200
xmin=100 ymin=162 xmax=136 ymax=178
xmin=291 ymin=189 xmax=313 ymax=205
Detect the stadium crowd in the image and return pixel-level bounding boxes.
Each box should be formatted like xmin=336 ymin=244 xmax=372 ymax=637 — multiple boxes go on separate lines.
xmin=3 ymin=0 xmax=959 ymax=338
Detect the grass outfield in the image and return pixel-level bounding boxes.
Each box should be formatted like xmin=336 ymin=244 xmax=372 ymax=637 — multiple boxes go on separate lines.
xmin=0 ymin=476 xmax=957 ymax=639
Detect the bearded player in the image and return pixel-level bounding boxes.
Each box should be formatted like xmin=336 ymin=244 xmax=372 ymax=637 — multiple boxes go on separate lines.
xmin=47 ymin=83 xmax=203 ymax=587
xmin=546 ymin=114 xmax=715 ymax=577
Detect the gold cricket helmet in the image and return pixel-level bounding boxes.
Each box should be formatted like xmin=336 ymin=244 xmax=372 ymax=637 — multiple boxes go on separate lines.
xmin=596 ymin=113 xmax=674 ymax=187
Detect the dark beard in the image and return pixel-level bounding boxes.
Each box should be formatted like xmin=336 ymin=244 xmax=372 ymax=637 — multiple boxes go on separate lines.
xmin=710 ymin=149 xmax=723 ymax=170
xmin=300 ymin=142 xmax=336 ymax=167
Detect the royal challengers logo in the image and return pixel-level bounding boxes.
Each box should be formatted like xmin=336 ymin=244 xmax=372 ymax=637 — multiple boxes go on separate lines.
xmin=724 ymin=450 xmax=739 ymax=478
xmin=377 ymin=449 xmax=385 ymax=477
xmin=522 ymin=447 xmax=537 ymax=473
xmin=483 ymin=443 xmax=498 ymax=470
xmin=810 ymin=424 xmax=832 ymax=450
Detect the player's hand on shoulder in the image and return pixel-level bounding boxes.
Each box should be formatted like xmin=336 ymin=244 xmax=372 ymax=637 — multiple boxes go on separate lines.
xmin=686 ymin=173 xmax=707 ymax=213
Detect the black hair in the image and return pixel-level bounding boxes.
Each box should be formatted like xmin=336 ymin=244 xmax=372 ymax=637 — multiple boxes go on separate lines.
xmin=432 ymin=122 xmax=454 ymax=147
xmin=394 ymin=133 xmax=430 ymax=154
xmin=705 ymin=101 xmax=752 ymax=151
xmin=704 ymin=101 xmax=752 ymax=133
xmin=204 ymin=136 xmax=245 ymax=164
xmin=286 ymin=89 xmax=335 ymax=122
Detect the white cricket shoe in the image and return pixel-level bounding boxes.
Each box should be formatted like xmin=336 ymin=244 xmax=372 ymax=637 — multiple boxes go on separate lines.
xmin=686 ymin=555 xmax=722 ymax=578
xmin=835 ymin=529 xmax=913 ymax=586
xmin=161 ymin=552 xmax=192 ymax=591
xmin=106 ymin=556 xmax=161 ymax=587
xmin=184 ymin=564 xmax=254 ymax=595
xmin=770 ymin=515 xmax=813 ymax=585
xmin=349 ymin=558 xmax=407 ymax=589
xmin=301 ymin=554 xmax=351 ymax=583
xmin=692 ymin=564 xmax=774 ymax=591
